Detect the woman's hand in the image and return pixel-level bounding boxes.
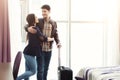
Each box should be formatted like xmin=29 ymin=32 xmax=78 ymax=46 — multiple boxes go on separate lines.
xmin=47 ymin=37 xmax=54 ymax=42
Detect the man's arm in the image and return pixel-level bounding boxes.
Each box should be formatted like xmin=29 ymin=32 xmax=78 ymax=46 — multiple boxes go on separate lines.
xmin=53 ymin=22 xmax=61 ymax=48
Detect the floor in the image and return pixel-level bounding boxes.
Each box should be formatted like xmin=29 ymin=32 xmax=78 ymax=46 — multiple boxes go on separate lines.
xmin=0 ymin=63 xmax=13 ymax=80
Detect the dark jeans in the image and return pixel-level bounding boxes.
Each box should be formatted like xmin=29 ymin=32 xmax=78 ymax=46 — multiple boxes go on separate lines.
xmin=36 ymin=51 xmax=52 ymax=80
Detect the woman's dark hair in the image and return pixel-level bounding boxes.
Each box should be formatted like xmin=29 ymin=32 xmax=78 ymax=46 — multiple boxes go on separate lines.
xmin=26 ymin=13 xmax=36 ymax=41
xmin=26 ymin=13 xmax=35 ymax=26
xmin=41 ymin=4 xmax=51 ymax=11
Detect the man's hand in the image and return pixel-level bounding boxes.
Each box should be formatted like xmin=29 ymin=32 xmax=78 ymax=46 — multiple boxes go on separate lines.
xmin=57 ymin=43 xmax=61 ymax=48
xmin=28 ymin=26 xmax=37 ymax=34
xmin=47 ymin=37 xmax=54 ymax=42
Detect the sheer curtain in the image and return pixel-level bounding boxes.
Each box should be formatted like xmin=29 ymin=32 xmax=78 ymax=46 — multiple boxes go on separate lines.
xmin=104 ymin=0 xmax=120 ymax=66
xmin=8 ymin=0 xmax=22 ymax=65
xmin=0 ymin=0 xmax=11 ymax=63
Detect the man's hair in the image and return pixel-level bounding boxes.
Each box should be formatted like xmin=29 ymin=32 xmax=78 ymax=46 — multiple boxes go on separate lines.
xmin=41 ymin=4 xmax=51 ymax=11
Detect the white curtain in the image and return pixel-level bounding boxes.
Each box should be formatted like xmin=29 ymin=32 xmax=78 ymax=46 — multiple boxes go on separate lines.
xmin=104 ymin=0 xmax=120 ymax=66
xmin=8 ymin=0 xmax=22 ymax=64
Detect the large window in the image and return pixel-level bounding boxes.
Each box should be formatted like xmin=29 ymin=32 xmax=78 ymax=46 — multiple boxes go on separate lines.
xmin=71 ymin=23 xmax=105 ymax=75
xmin=71 ymin=0 xmax=106 ymax=76
xmin=21 ymin=0 xmax=69 ymax=80
xmin=71 ymin=0 xmax=105 ymax=21
xmin=19 ymin=0 xmax=120 ymax=80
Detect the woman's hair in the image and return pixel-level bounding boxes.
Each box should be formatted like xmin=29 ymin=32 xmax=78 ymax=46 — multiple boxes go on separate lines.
xmin=26 ymin=13 xmax=35 ymax=26
xmin=26 ymin=13 xmax=36 ymax=41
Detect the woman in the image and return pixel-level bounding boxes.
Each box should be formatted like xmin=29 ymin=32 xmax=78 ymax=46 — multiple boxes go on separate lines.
xmin=16 ymin=14 xmax=53 ymax=80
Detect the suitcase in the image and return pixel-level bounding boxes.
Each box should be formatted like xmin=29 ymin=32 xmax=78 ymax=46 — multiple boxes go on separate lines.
xmin=58 ymin=48 xmax=73 ymax=80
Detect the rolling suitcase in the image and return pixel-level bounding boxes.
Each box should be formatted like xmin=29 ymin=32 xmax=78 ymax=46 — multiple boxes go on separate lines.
xmin=58 ymin=48 xmax=73 ymax=80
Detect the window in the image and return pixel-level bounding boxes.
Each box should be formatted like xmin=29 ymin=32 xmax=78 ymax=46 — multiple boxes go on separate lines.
xmin=19 ymin=0 xmax=119 ymax=79
xmin=71 ymin=0 xmax=106 ymax=76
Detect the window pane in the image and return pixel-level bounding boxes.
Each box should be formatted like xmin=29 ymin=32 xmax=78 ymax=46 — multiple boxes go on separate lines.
xmin=71 ymin=23 xmax=105 ymax=75
xmin=29 ymin=0 xmax=68 ymax=21
xmin=71 ymin=0 xmax=106 ymax=21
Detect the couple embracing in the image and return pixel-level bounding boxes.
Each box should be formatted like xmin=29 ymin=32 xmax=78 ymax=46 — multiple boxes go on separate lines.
xmin=16 ymin=4 xmax=61 ymax=80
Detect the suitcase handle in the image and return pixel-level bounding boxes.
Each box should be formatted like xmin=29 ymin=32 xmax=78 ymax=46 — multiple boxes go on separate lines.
xmin=58 ymin=66 xmax=64 ymax=70
xmin=58 ymin=48 xmax=61 ymax=67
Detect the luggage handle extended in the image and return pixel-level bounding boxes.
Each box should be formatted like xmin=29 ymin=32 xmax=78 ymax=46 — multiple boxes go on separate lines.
xmin=58 ymin=47 xmax=61 ymax=67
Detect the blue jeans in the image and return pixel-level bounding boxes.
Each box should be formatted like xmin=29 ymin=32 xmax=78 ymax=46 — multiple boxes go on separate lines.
xmin=36 ymin=51 xmax=52 ymax=80
xmin=16 ymin=54 xmax=37 ymax=80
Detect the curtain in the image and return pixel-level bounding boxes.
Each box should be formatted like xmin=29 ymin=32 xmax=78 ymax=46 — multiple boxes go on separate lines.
xmin=0 ymin=0 xmax=11 ymax=63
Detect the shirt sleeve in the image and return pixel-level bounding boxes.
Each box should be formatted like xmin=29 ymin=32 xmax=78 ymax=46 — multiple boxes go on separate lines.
xmin=33 ymin=27 xmax=48 ymax=42
xmin=53 ymin=22 xmax=60 ymax=44
xmin=24 ymin=24 xmax=29 ymax=32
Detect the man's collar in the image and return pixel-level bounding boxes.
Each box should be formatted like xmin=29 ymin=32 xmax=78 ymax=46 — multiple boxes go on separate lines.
xmin=43 ymin=17 xmax=54 ymax=24
xmin=44 ymin=17 xmax=51 ymax=22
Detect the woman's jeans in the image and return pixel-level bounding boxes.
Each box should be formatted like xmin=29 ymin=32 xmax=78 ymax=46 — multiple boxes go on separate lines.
xmin=36 ymin=51 xmax=52 ymax=80
xmin=16 ymin=54 xmax=36 ymax=80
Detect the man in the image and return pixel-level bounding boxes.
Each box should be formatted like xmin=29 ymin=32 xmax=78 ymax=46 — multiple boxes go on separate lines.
xmin=25 ymin=4 xmax=61 ymax=80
